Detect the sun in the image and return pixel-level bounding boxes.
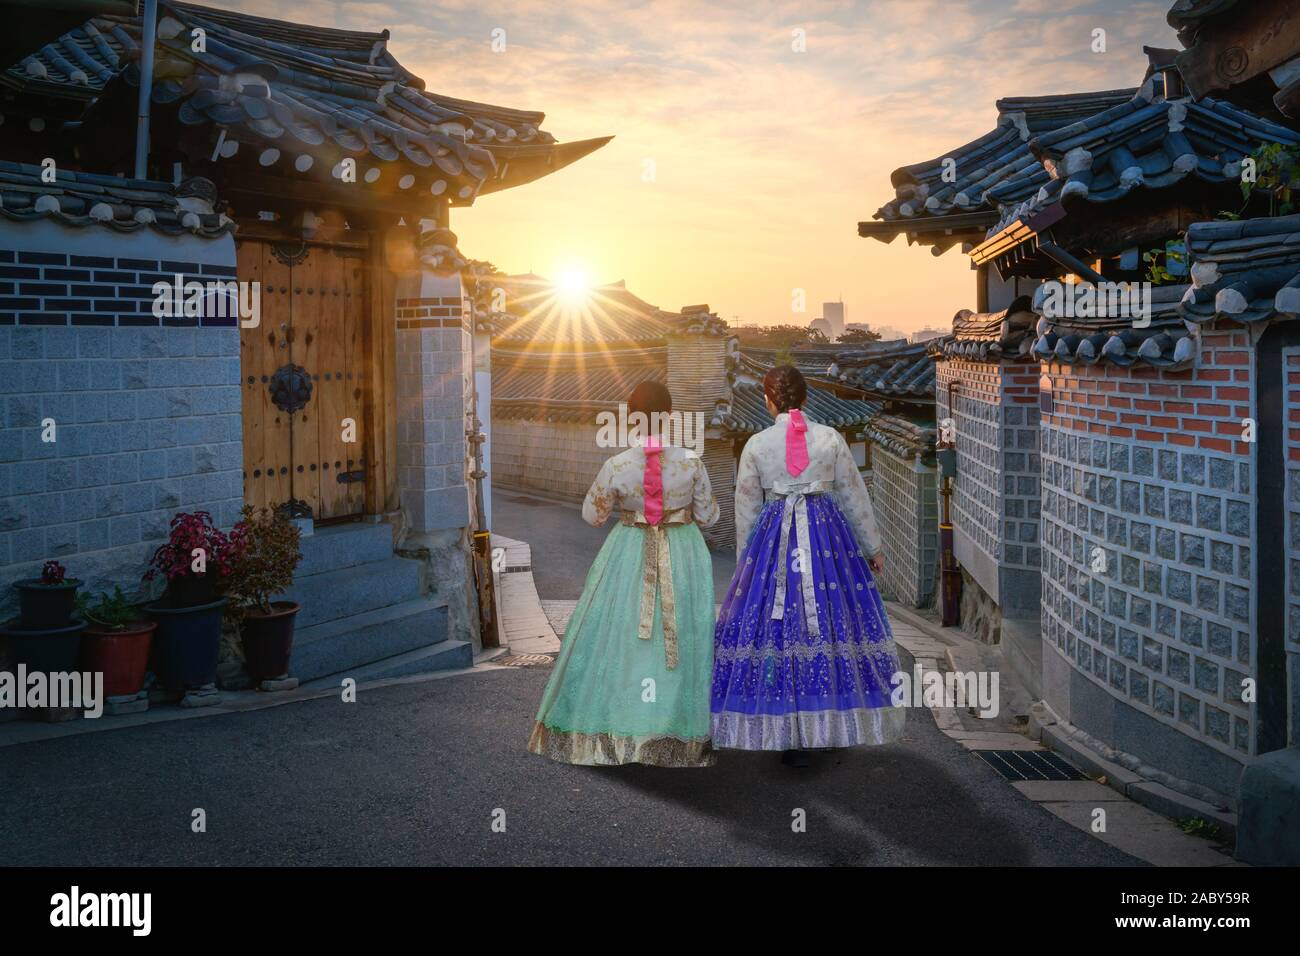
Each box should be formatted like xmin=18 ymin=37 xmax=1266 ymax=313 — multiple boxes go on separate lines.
xmin=555 ymin=264 xmax=592 ymax=303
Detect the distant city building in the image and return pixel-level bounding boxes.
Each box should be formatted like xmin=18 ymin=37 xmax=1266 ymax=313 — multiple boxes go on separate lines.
xmin=823 ymin=301 xmax=846 ymax=338
xmin=910 ymin=327 xmax=946 ymax=343
xmin=810 ymin=317 xmax=833 ymax=339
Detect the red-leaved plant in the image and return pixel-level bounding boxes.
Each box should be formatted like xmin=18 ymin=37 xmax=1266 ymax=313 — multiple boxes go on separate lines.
xmin=41 ymin=560 xmax=67 ymax=585
xmin=146 ymin=511 xmax=247 ymax=584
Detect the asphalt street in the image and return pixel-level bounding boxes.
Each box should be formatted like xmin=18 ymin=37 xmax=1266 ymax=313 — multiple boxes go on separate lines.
xmin=0 ymin=490 xmax=1141 ymax=866
xmin=0 ymin=663 xmax=1140 ymax=866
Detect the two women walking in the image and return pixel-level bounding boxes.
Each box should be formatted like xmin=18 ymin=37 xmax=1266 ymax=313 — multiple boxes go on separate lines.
xmin=527 ymin=365 xmax=905 ymax=767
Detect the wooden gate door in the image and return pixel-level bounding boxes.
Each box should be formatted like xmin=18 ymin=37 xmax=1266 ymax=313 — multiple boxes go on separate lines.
xmin=238 ymin=240 xmax=368 ymax=522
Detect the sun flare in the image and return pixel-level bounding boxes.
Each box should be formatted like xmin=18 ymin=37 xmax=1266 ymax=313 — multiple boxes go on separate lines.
xmin=555 ymin=264 xmax=593 ymax=303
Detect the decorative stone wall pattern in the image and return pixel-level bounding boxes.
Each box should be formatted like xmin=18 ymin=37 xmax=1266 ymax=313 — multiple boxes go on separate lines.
xmin=492 ymin=419 xmax=610 ymax=503
xmin=935 ymin=357 xmax=1042 ymax=618
xmin=1284 ymin=348 xmax=1300 ymax=746
xmin=0 ymin=233 xmax=242 ymax=619
xmin=492 ymin=418 xmax=736 ymax=551
xmin=870 ymin=443 xmax=938 ymax=607
xmin=1040 ymin=323 xmax=1255 ymax=763
xmin=394 ymin=274 xmax=473 ymax=534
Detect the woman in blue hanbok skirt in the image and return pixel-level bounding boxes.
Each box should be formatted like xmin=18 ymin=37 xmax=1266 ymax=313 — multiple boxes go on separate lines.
xmin=711 ymin=365 xmax=905 ymax=755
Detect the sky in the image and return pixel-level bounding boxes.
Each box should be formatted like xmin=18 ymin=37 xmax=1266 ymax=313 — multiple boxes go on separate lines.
xmin=220 ymin=0 xmax=1179 ymax=332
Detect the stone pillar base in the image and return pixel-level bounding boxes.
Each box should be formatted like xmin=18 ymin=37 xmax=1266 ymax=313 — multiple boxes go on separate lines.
xmin=1235 ymin=746 xmax=1300 ymax=865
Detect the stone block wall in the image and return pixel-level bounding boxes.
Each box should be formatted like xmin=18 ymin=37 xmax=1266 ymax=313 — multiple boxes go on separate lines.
xmin=1040 ymin=324 xmax=1254 ymax=797
xmin=394 ymin=279 xmax=472 ymax=534
xmin=1281 ymin=348 xmax=1300 ymax=747
xmin=935 ymin=357 xmax=1042 ymax=621
xmin=0 ymin=224 xmax=242 ymax=617
xmin=870 ymin=443 xmax=938 ymax=608
xmin=492 ymin=418 xmax=610 ymax=503
xmin=492 ymin=419 xmax=736 ymax=550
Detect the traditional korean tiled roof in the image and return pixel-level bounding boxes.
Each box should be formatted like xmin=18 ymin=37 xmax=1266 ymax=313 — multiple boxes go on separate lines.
xmin=0 ymin=160 xmax=231 ymax=236
xmin=864 ymin=412 xmax=937 ymax=463
xmin=491 ymin=347 xmax=667 ymax=421
xmin=986 ymin=78 xmax=1300 ymax=235
xmin=1031 ymin=281 xmax=1196 ymax=369
xmin=927 ymin=299 xmax=1037 ymax=361
xmin=828 ymin=340 xmax=937 ymax=398
xmin=1180 ymin=213 xmax=1300 ymax=324
xmin=859 ymin=88 xmax=1135 ymax=244
xmin=737 ymin=340 xmax=935 ymax=400
xmin=723 ymin=381 xmax=881 ymax=434
xmin=5 ymin=2 xmax=609 ymax=202
xmin=490 ymin=276 xmax=728 ymax=345
xmin=1166 ymin=0 xmax=1241 ymax=45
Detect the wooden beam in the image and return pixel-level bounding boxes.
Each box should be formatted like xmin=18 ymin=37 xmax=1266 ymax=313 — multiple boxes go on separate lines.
xmin=1175 ymin=0 xmax=1300 ymax=97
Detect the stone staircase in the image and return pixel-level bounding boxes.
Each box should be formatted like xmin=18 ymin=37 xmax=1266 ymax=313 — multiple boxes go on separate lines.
xmin=284 ymin=522 xmax=471 ymax=682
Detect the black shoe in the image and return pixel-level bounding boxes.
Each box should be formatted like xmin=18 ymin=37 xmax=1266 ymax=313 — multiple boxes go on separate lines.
xmin=780 ymin=749 xmax=811 ymax=768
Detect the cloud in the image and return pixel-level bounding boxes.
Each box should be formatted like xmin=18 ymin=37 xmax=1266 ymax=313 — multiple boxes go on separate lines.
xmin=215 ymin=0 xmax=1176 ymax=329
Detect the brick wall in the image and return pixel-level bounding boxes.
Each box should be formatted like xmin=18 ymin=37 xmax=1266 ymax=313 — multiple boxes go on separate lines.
xmin=935 ymin=356 xmax=1041 ymax=619
xmin=870 ymin=443 xmax=938 ymax=607
xmin=0 ymin=225 xmax=241 ymax=617
xmin=1040 ymin=323 xmax=1254 ymax=768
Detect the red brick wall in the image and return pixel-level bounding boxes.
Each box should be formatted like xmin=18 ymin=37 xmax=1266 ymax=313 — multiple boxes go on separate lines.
xmin=1041 ymin=327 xmax=1254 ymax=455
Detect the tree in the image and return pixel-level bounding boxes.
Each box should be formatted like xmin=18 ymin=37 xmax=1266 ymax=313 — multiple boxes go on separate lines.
xmin=838 ymin=328 xmax=881 ymax=344
xmin=731 ymin=324 xmax=828 ymax=349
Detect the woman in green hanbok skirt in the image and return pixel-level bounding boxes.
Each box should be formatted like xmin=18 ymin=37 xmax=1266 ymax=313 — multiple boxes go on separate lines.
xmin=528 ymin=383 xmax=720 ymax=767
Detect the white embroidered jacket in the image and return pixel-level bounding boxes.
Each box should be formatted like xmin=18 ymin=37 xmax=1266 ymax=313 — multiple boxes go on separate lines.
xmin=734 ymin=412 xmax=883 ymax=558
xmin=582 ymin=445 xmax=721 ymax=528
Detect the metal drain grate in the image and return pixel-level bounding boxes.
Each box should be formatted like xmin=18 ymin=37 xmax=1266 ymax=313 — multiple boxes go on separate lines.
xmin=974 ymin=749 xmax=1086 ymax=781
xmin=495 ymin=654 xmax=555 ymax=667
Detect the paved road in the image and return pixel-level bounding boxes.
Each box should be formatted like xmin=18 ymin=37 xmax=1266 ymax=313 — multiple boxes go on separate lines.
xmin=0 ymin=663 xmax=1140 ymax=866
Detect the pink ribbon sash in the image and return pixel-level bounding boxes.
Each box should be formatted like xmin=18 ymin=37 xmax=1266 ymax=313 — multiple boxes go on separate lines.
xmin=785 ymin=409 xmax=809 ymax=477
xmin=643 ymin=436 xmax=664 ymax=525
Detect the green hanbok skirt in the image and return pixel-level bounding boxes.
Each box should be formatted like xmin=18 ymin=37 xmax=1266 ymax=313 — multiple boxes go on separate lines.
xmin=528 ymin=517 xmax=716 ymax=767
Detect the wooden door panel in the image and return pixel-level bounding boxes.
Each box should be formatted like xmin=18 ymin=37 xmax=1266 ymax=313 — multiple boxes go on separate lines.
xmin=239 ymin=240 xmax=370 ymax=523
xmin=238 ymin=240 xmax=294 ymax=512
xmin=288 ymin=246 xmax=366 ymax=521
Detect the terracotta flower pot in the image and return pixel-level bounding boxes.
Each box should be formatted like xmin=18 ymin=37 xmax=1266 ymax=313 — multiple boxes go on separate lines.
xmin=13 ymin=579 xmax=82 ymax=629
xmin=242 ymin=601 xmax=300 ymax=683
xmin=81 ymin=620 xmax=157 ymax=698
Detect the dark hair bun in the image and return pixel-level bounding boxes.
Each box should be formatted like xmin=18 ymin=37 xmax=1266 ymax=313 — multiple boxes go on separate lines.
xmin=628 ymin=380 xmax=672 ymax=416
xmin=763 ymin=364 xmax=806 ymax=413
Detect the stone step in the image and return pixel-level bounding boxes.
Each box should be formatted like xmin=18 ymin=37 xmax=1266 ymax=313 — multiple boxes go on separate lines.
xmin=302 ymin=640 xmax=474 ymax=687
xmin=296 ymin=522 xmax=395 ymax=578
xmin=285 ymin=556 xmax=421 ymax=628
xmin=290 ymin=598 xmax=448 ymax=682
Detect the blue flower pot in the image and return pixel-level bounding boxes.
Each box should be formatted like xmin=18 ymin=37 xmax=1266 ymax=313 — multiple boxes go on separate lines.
xmin=147 ymin=597 xmax=227 ymax=692
xmin=0 ymin=618 xmax=86 ymax=673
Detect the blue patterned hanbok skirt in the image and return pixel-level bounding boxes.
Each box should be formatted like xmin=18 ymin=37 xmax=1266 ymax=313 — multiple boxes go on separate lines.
xmin=711 ymin=492 xmax=906 ymax=750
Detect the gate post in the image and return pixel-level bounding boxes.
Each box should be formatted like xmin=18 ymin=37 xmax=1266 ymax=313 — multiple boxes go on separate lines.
xmin=390 ymin=223 xmax=479 ymax=644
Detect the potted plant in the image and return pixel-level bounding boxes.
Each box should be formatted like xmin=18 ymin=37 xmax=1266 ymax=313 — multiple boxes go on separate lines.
xmin=226 ymin=505 xmax=303 ymax=683
xmin=146 ymin=512 xmax=242 ymax=608
xmin=13 ymin=560 xmax=82 ymax=628
xmin=77 ymin=587 xmax=157 ymax=699
xmin=145 ymin=511 xmax=244 ymax=693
